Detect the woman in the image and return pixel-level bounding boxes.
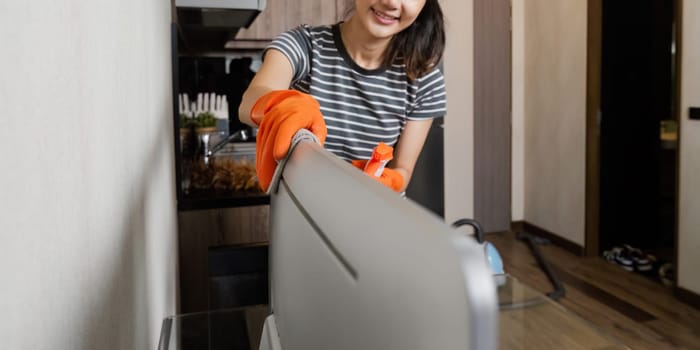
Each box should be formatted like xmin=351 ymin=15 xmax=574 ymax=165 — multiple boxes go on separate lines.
xmin=239 ymin=0 xmax=446 ymax=193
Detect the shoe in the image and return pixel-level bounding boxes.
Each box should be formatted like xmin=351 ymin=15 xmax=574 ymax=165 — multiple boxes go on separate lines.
xmin=603 ymin=247 xmax=634 ymax=271
xmin=623 ymin=244 xmax=652 ymax=272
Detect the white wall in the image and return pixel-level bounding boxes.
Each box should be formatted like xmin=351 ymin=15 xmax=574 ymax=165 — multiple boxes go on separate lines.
xmin=442 ymin=0 xmax=475 ymax=223
xmin=521 ymin=0 xmax=588 ymax=245
xmin=678 ymin=0 xmax=700 ymax=295
xmin=0 ymin=1 xmax=178 ymax=349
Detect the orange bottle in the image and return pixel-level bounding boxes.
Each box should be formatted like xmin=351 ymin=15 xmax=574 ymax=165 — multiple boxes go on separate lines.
xmin=364 ymin=142 xmax=394 ymax=177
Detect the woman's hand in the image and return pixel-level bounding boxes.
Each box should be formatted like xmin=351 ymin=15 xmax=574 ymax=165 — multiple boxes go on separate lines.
xmin=239 ymin=49 xmax=328 ymax=192
xmin=389 ymin=118 xmax=434 ymax=191
xmin=351 ymin=159 xmax=404 ymax=192
xmin=252 ymin=90 xmax=327 ymax=192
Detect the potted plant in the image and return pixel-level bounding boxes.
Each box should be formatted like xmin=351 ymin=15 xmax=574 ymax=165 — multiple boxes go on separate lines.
xmin=180 ymin=113 xmax=198 ymax=134
xmin=194 ymin=111 xmax=217 ymax=134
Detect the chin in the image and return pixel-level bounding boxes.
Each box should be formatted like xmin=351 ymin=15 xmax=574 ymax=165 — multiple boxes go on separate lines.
xmin=365 ymin=22 xmax=403 ymax=40
xmin=369 ymin=29 xmax=396 ymax=40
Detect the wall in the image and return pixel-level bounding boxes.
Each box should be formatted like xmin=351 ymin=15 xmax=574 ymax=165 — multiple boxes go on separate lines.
xmin=0 ymin=1 xmax=177 ymax=349
xmin=447 ymin=0 xmax=699 ymax=296
xmin=678 ymin=0 xmax=700 ymax=295
xmin=442 ymin=0 xmax=475 ymax=223
xmin=511 ymin=0 xmax=525 ymax=221
xmin=444 ymin=0 xmax=587 ymax=237
xmin=513 ymin=0 xmax=699 ymax=296
xmin=521 ymin=0 xmax=588 ymax=245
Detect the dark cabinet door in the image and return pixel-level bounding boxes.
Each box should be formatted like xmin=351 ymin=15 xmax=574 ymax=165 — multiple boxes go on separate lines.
xmin=406 ymin=117 xmax=445 ymax=218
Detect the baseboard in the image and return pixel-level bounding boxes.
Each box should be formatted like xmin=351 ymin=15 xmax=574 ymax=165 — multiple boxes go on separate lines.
xmin=511 ymin=221 xmax=525 ymax=234
xmin=511 ymin=220 xmax=585 ymax=256
xmin=676 ymin=287 xmax=700 ymax=310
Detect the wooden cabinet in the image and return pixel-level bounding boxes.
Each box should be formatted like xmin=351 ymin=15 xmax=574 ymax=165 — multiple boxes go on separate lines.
xmin=235 ymin=0 xmax=348 ymax=41
xmin=178 ymin=205 xmax=269 ymax=313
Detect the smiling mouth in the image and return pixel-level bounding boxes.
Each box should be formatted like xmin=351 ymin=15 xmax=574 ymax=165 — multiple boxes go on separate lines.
xmin=371 ymin=7 xmax=399 ymax=21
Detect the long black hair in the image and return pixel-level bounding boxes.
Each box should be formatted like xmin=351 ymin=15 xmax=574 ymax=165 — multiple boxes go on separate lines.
xmin=383 ymin=0 xmax=445 ymax=81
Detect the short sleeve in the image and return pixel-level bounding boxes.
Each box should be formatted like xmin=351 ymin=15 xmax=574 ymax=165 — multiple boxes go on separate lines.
xmin=264 ymin=25 xmax=312 ymax=83
xmin=407 ymin=68 xmax=447 ymax=120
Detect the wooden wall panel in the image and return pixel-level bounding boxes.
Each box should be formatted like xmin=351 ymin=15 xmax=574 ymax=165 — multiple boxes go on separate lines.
xmin=236 ymin=0 xmax=341 ymax=40
xmin=474 ymin=0 xmax=512 ymax=233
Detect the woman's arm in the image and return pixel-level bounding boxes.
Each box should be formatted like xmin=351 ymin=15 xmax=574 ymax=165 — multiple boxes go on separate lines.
xmin=238 ymin=49 xmax=295 ymax=126
xmin=389 ymin=118 xmax=434 ymax=192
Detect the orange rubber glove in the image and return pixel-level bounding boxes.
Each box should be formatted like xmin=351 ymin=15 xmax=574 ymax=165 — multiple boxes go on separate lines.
xmin=251 ymin=90 xmax=327 ymax=192
xmin=351 ymin=160 xmax=404 ymax=192
xmin=351 ymin=143 xmax=404 ymax=192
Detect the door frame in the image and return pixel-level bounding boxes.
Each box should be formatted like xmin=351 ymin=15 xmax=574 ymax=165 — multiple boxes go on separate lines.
xmin=584 ymin=0 xmax=602 ymax=256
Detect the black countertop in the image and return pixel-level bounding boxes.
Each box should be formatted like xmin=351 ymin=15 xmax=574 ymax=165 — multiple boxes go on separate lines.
xmin=177 ymin=193 xmax=269 ymax=211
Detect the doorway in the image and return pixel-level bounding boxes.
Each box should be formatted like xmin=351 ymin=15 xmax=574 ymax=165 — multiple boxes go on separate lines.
xmin=586 ymin=0 xmax=680 ymax=277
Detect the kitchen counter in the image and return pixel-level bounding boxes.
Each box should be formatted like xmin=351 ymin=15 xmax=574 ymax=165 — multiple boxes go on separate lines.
xmin=177 ymin=135 xmax=265 ymax=211
xmin=177 ymin=193 xmax=269 ymax=211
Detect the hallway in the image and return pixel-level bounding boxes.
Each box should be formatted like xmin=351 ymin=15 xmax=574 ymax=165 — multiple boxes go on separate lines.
xmin=488 ymin=231 xmax=700 ymax=349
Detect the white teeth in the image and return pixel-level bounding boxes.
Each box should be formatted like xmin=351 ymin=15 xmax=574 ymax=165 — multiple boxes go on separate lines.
xmin=373 ymin=9 xmax=397 ymax=20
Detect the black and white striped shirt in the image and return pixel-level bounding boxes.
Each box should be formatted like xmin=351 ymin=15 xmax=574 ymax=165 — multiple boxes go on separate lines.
xmin=266 ymin=24 xmax=446 ymax=160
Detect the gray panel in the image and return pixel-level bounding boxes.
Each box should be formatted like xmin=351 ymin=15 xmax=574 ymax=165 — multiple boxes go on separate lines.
xmin=266 ymin=141 xmax=498 ymax=350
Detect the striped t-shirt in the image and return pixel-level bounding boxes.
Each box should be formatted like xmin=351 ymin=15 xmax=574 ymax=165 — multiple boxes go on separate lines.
xmin=266 ymin=23 xmax=446 ymax=160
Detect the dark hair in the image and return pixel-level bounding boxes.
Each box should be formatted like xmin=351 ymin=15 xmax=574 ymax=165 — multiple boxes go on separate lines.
xmin=383 ymin=0 xmax=445 ymax=81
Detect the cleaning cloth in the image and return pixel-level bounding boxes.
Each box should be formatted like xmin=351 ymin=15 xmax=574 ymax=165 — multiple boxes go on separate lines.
xmin=265 ymin=129 xmax=320 ymax=194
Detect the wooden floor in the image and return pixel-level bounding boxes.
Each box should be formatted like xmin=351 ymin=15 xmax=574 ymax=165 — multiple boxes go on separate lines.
xmin=487 ymin=231 xmax=700 ymax=350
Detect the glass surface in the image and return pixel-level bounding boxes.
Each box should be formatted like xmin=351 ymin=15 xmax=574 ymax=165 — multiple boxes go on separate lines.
xmin=159 ymin=305 xmax=270 ymax=350
xmin=497 ymin=275 xmax=629 ymax=349
xmin=160 ymin=276 xmax=628 ymax=349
